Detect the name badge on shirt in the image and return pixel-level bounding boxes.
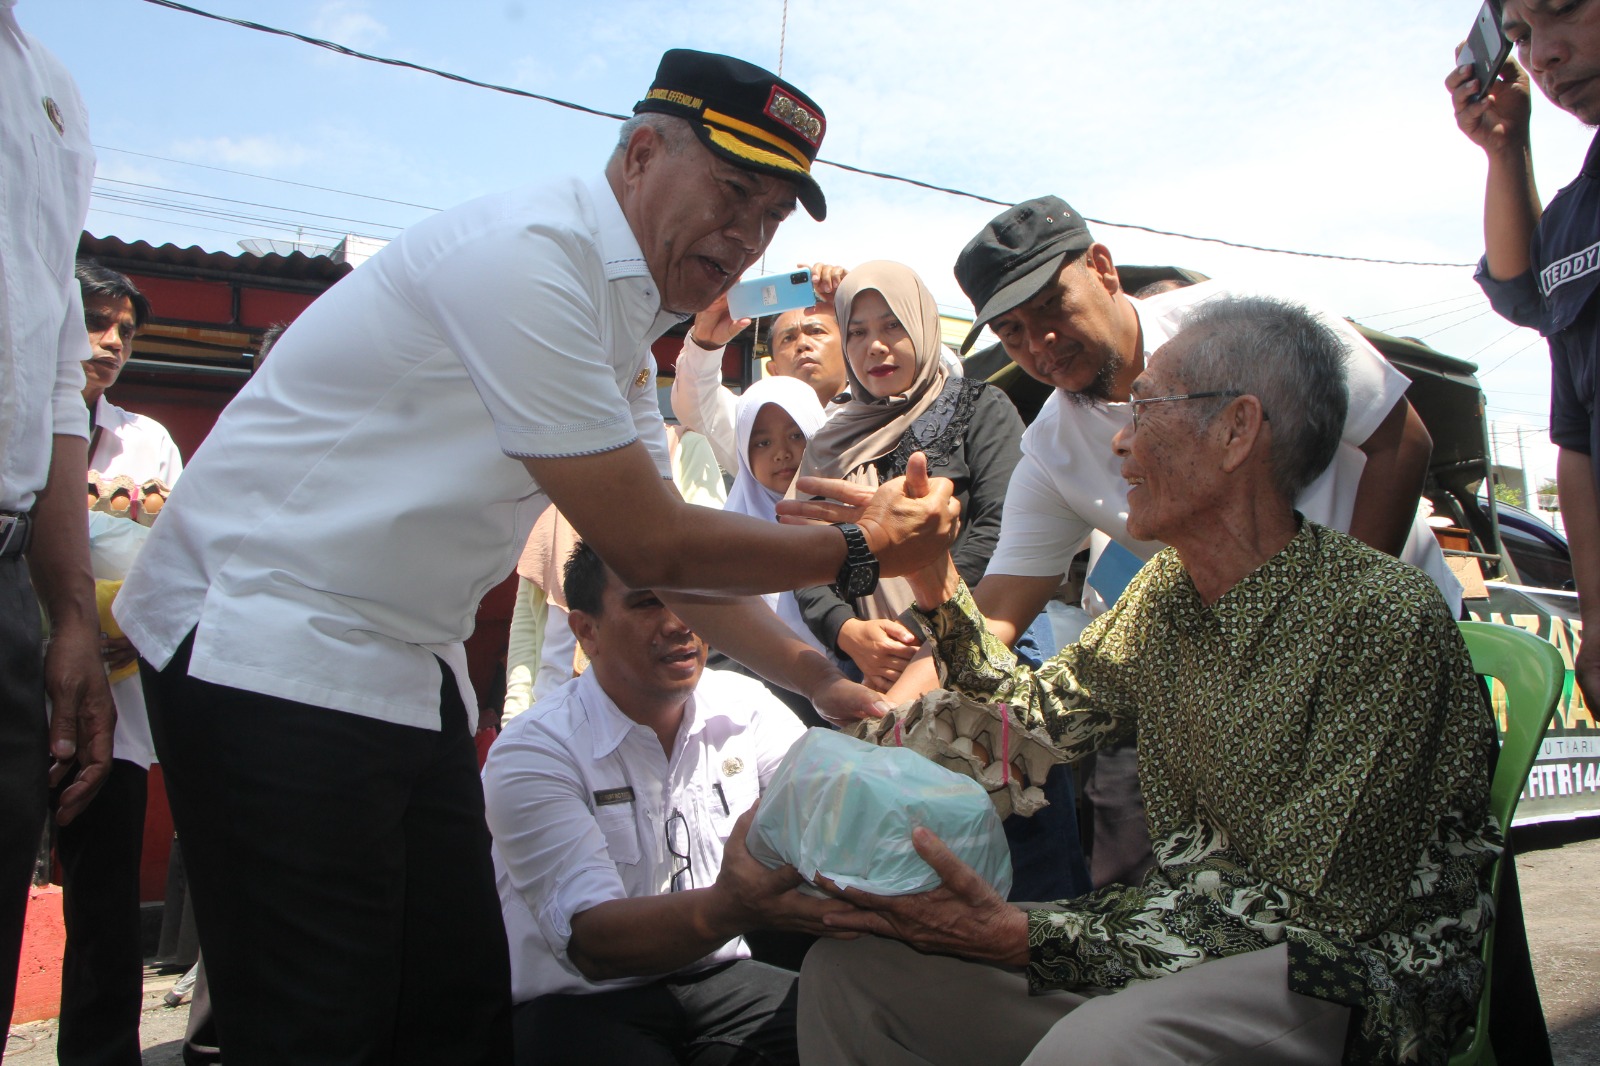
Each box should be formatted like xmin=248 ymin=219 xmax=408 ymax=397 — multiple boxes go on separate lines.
xmin=593 ymin=786 xmax=635 ymax=807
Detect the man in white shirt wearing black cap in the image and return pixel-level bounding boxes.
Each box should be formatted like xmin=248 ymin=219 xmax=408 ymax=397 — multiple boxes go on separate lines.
xmin=116 ymin=47 xmax=957 ymax=1064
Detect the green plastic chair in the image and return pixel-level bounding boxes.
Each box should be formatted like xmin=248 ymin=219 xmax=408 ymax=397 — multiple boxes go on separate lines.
xmin=1447 ymin=620 xmax=1566 ymax=1066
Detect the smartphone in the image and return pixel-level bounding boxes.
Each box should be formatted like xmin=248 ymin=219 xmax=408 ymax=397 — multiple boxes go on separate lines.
xmin=726 ymin=268 xmax=816 ymax=322
xmin=1458 ymin=0 xmax=1511 ymax=103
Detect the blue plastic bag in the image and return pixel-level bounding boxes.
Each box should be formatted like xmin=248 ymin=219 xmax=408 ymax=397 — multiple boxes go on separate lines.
xmin=748 ymin=729 xmax=1012 ymax=897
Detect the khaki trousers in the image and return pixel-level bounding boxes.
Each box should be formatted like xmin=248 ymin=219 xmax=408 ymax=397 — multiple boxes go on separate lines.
xmin=799 ymin=937 xmax=1348 ymax=1066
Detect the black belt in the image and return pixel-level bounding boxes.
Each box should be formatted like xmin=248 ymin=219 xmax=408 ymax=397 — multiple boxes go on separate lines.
xmin=0 ymin=512 xmax=31 ymax=558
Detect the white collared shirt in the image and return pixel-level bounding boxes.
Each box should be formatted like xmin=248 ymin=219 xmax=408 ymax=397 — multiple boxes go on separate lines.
xmin=988 ymin=280 xmax=1462 ymax=614
xmin=81 ymin=398 xmax=182 ymax=768
xmin=89 ymin=396 xmax=184 ymax=486
xmin=1 ymin=4 xmax=95 ymax=511
xmin=483 ymin=668 xmax=805 ymax=1003
xmin=116 ymin=174 xmax=680 ymax=727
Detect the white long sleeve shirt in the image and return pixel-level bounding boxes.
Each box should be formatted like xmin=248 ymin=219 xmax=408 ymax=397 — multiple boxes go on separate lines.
xmin=0 ymin=1 xmax=95 ymax=511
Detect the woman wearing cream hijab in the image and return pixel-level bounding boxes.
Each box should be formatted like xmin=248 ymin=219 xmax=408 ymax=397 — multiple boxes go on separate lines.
xmin=795 ymin=261 xmax=1025 ymax=693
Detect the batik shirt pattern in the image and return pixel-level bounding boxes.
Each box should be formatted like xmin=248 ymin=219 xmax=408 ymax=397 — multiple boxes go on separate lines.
xmin=913 ymin=523 xmax=1500 ymax=1065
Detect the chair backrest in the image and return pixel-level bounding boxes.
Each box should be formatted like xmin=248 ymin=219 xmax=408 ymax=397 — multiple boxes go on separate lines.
xmin=1447 ymin=621 xmax=1565 ymax=1066
xmin=1458 ymin=621 xmax=1566 ymax=834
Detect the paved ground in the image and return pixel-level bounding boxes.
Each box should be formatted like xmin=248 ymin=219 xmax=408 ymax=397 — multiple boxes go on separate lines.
xmin=8 ymin=820 xmax=1600 ymax=1064
xmin=1518 ymin=820 xmax=1600 ymax=1065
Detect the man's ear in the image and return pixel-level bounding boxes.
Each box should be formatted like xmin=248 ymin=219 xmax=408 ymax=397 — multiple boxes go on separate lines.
xmin=568 ymin=609 xmax=600 ymax=660
xmin=619 ymin=124 xmax=662 ymax=191
xmin=1217 ymin=394 xmax=1268 ymax=475
xmin=1088 ymin=243 xmax=1122 ymax=296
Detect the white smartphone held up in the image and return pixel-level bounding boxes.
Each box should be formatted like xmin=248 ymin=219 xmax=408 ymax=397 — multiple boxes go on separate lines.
xmin=726 ymin=269 xmax=816 ymax=322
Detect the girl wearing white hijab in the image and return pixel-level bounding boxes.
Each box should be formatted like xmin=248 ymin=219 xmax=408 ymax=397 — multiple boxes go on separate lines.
xmin=723 ymin=375 xmax=829 ymax=655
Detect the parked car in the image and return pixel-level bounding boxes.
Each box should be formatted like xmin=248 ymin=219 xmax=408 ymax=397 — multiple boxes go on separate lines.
xmin=1492 ymin=500 xmax=1573 ymax=591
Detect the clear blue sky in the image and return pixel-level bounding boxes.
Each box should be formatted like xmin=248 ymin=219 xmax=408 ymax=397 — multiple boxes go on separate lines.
xmin=21 ymin=0 xmax=1597 ymax=488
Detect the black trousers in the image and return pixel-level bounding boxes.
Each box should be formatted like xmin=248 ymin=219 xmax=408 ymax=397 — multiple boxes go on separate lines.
xmin=0 ymin=555 xmax=48 ymax=1027
xmin=142 ymin=632 xmax=513 ymax=1066
xmin=513 ymin=959 xmax=799 ymax=1066
xmin=54 ymin=757 xmax=148 ymax=1066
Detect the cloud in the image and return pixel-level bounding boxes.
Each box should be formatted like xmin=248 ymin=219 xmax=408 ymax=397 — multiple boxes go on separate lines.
xmin=310 ymin=0 xmax=388 ymax=51
xmin=168 ymin=135 xmax=312 ymax=171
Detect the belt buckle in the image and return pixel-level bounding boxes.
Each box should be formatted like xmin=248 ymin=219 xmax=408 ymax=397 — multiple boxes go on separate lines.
xmin=0 ymin=514 xmax=22 ymax=557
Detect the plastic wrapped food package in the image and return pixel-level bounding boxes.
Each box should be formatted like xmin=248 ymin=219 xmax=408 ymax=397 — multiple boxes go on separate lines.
xmin=747 ymin=729 xmax=1011 ymax=898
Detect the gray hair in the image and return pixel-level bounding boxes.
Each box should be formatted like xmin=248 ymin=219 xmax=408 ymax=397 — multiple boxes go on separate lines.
xmin=612 ymin=113 xmax=697 ymax=158
xmin=1171 ymin=295 xmax=1349 ymax=500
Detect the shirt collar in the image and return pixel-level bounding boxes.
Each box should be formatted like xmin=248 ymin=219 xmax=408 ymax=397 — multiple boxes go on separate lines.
xmin=575 ymin=667 xmax=708 ymax=761
xmin=1584 ymin=126 xmax=1600 ymax=178
xmin=587 ymin=174 xmax=691 ymax=337
xmin=587 ymin=174 xmax=651 ymax=283
xmin=1174 ymin=516 xmax=1316 ymax=647
xmin=93 ymin=394 xmax=121 ymax=428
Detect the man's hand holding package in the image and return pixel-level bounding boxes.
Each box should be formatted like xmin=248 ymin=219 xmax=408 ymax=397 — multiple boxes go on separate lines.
xmin=816 ymin=826 xmax=1029 ymax=967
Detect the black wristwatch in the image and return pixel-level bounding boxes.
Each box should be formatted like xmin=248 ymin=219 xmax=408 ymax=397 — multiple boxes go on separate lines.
xmin=833 ymin=522 xmax=880 ymax=599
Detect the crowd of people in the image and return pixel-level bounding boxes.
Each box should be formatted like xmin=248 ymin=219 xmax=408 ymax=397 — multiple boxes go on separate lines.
xmin=4 ymin=1 xmax=1595 ymax=1062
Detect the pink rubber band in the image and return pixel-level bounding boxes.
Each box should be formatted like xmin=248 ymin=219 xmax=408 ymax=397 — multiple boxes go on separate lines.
xmin=999 ymin=703 xmax=1010 ymax=784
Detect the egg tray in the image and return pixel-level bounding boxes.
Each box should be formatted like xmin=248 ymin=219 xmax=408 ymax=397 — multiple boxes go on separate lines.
xmin=848 ymin=689 xmax=1066 ymax=819
xmin=87 ymin=472 xmax=171 ymax=526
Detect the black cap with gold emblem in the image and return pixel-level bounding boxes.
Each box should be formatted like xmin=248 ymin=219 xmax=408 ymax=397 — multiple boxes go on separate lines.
xmin=634 ymin=48 xmax=828 ymax=221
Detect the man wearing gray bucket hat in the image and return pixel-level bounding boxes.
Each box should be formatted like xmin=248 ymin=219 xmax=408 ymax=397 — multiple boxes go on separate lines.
xmin=882 ymin=195 xmax=1460 ymax=888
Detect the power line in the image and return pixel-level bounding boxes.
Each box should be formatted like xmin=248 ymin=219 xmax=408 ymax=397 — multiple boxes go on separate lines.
xmin=1376 ymin=300 xmax=1494 ymax=334
xmin=85 ymin=206 xmax=265 ymax=241
xmin=1417 ymin=307 xmax=1493 ymax=339
xmin=1467 ymin=323 xmax=1525 ymax=358
xmin=95 ymin=177 xmax=406 ymax=231
xmin=138 ymin=0 xmax=629 ymax=121
xmin=1479 ymin=337 xmax=1546 ymax=376
xmin=90 ymin=189 xmax=387 ymax=242
xmin=1354 ymin=292 xmax=1483 ymax=320
xmin=138 ymin=0 xmax=1479 ymax=270
xmin=94 ymin=144 xmax=444 ymax=212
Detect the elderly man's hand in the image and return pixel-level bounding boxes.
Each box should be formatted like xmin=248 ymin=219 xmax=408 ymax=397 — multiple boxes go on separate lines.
xmin=1448 ymin=52 xmax=1532 ymax=157
xmin=815 ymin=826 xmax=1031 ymax=967
xmin=715 ymin=804 xmax=862 ymax=938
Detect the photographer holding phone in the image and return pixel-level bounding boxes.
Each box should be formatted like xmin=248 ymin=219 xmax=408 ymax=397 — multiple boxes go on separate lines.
xmin=672 ymin=262 xmax=852 ymax=475
xmin=1449 ymin=1 xmax=1600 ymax=711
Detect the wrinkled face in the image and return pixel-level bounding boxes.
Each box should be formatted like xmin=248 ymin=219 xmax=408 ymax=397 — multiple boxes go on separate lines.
xmin=1111 ymin=335 xmax=1223 ymax=545
xmin=769 ymin=306 xmax=847 ymax=403
xmin=747 ymin=402 xmax=807 ymax=495
xmin=1503 ymin=0 xmax=1600 ymax=124
xmin=573 ymin=569 xmax=708 ymax=712
xmin=845 ymin=290 xmax=918 ymax=399
xmin=81 ymin=294 xmax=138 ymax=400
xmin=625 ymin=129 xmax=799 ymax=315
xmin=988 ymin=252 xmax=1127 ymax=400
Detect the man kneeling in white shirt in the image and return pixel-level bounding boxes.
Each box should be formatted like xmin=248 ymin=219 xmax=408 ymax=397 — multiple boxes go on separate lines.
xmin=483 ymin=541 xmax=847 ymax=1066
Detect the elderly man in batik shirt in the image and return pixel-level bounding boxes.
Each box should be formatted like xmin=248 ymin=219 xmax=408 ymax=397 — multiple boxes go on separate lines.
xmin=795 ymin=296 xmax=1499 ymax=1066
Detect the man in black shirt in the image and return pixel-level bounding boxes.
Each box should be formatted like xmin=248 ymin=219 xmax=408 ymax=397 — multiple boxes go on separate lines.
xmin=1449 ymin=1 xmax=1600 ymax=707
